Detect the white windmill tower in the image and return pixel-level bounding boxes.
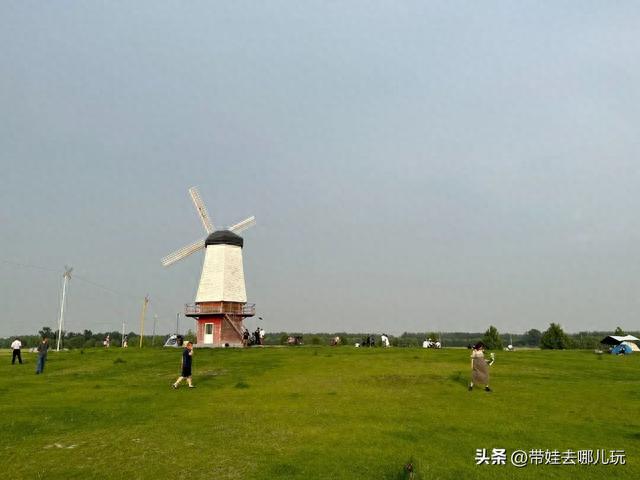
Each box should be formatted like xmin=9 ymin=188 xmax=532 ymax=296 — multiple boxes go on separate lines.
xmin=162 ymin=187 xmax=256 ymax=347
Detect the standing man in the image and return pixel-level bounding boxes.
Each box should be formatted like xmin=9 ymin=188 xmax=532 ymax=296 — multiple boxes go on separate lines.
xmin=172 ymin=341 xmax=195 ymax=389
xmin=11 ymin=338 xmax=23 ymax=364
xmin=35 ymin=337 xmax=49 ymax=374
xmin=259 ymin=327 xmax=265 ymax=346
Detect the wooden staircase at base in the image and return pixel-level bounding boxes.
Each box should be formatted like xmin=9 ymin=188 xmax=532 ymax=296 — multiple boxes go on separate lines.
xmin=223 ymin=314 xmax=244 ymax=341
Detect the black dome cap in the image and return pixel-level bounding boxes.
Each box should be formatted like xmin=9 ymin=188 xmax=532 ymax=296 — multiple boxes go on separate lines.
xmin=205 ymin=230 xmax=243 ymax=248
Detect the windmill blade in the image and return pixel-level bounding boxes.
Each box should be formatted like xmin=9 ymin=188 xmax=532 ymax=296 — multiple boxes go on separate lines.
xmin=229 ymin=216 xmax=256 ymax=234
xmin=161 ymin=238 xmax=206 ymax=267
xmin=189 ymin=186 xmax=215 ymax=234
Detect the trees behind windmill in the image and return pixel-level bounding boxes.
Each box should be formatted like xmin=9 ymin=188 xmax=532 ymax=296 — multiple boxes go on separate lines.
xmin=1 ymin=324 xmax=636 ymax=350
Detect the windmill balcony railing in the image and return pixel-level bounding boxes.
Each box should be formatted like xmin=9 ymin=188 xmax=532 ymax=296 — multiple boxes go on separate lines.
xmin=185 ymin=303 xmax=256 ymax=316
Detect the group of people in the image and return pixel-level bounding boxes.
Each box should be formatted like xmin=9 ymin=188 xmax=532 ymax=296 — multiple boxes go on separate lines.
xmin=9 ymin=337 xmax=50 ymax=374
xmin=242 ymin=327 xmax=265 ymax=347
xmin=355 ymin=334 xmax=390 ymax=347
xmin=422 ymin=338 xmax=441 ymax=349
xmin=287 ymin=335 xmax=303 ymax=345
xmin=9 ymin=333 xmax=496 ymax=393
xmin=169 ymin=339 xmax=495 ymax=392
xmin=357 ymin=335 xmax=377 ymax=347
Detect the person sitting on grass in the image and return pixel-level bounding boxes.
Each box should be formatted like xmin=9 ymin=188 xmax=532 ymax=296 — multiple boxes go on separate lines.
xmin=172 ymin=341 xmax=195 ymax=389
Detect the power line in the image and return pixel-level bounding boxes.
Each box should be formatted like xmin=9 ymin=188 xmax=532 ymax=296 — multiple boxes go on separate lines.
xmin=72 ymin=274 xmax=139 ymax=301
xmin=2 ymin=258 xmax=181 ymax=331
xmin=2 ymin=259 xmax=145 ymax=303
xmin=0 ymin=259 xmax=59 ymax=273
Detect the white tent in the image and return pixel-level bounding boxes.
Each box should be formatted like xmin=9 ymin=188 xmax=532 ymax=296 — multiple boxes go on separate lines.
xmin=601 ymin=335 xmax=640 ymax=345
xmin=621 ymin=341 xmax=640 ymax=352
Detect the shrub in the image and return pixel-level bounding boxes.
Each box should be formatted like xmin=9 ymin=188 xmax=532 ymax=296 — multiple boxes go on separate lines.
xmin=65 ymin=336 xmax=85 ymax=349
xmin=184 ymin=329 xmax=196 ymax=343
xmin=541 ymin=323 xmax=571 ymax=350
xmin=481 ymin=325 xmax=503 ymax=350
xmin=522 ymin=329 xmax=542 ymax=347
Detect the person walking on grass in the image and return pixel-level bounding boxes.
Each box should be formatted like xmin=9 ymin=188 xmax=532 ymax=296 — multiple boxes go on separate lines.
xmin=11 ymin=338 xmax=23 ymax=364
xmin=468 ymin=342 xmax=494 ymax=392
xmin=172 ymin=341 xmax=195 ymax=389
xmin=35 ymin=337 xmax=49 ymax=374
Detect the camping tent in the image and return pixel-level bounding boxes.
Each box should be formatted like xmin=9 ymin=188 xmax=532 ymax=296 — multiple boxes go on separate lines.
xmin=612 ymin=343 xmax=633 ymax=355
xmin=163 ymin=334 xmax=184 ymax=348
xmin=600 ymin=335 xmax=640 ymax=345
xmin=621 ymin=341 xmax=640 ymax=352
xmin=601 ymin=335 xmax=640 ymax=355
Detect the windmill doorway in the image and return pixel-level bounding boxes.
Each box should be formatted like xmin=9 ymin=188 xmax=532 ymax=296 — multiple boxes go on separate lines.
xmin=204 ymin=323 xmax=215 ymax=344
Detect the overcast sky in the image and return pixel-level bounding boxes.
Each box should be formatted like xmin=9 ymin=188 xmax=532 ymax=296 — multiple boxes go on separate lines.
xmin=2 ymin=1 xmax=639 ymax=337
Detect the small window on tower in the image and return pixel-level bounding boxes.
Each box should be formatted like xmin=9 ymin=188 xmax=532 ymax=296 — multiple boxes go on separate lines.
xmin=205 ymin=324 xmax=213 ymax=335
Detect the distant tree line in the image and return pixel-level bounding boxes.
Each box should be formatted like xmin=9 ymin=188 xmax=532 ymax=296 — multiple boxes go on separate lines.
xmin=0 ymin=327 xmax=182 ymax=349
xmin=263 ymin=324 xmax=637 ymax=350
xmin=1 ymin=325 xmax=636 ymax=350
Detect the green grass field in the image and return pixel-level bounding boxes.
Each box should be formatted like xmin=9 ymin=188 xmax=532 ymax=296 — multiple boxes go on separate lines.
xmin=0 ymin=346 xmax=637 ymax=479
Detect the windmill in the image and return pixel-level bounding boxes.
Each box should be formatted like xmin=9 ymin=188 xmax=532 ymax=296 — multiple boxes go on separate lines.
xmin=162 ymin=187 xmax=256 ymax=347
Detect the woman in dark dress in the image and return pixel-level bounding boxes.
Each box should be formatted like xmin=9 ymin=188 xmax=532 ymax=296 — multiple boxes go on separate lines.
xmin=172 ymin=341 xmax=195 ymax=389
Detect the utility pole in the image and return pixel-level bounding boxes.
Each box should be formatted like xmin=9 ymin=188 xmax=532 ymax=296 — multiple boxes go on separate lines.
xmin=56 ymin=266 xmax=73 ymax=352
xmin=152 ymin=314 xmax=158 ymax=346
xmin=121 ymin=319 xmax=126 ymax=347
xmin=139 ymin=295 xmax=149 ymax=348
xmin=176 ymin=312 xmax=180 ymax=335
